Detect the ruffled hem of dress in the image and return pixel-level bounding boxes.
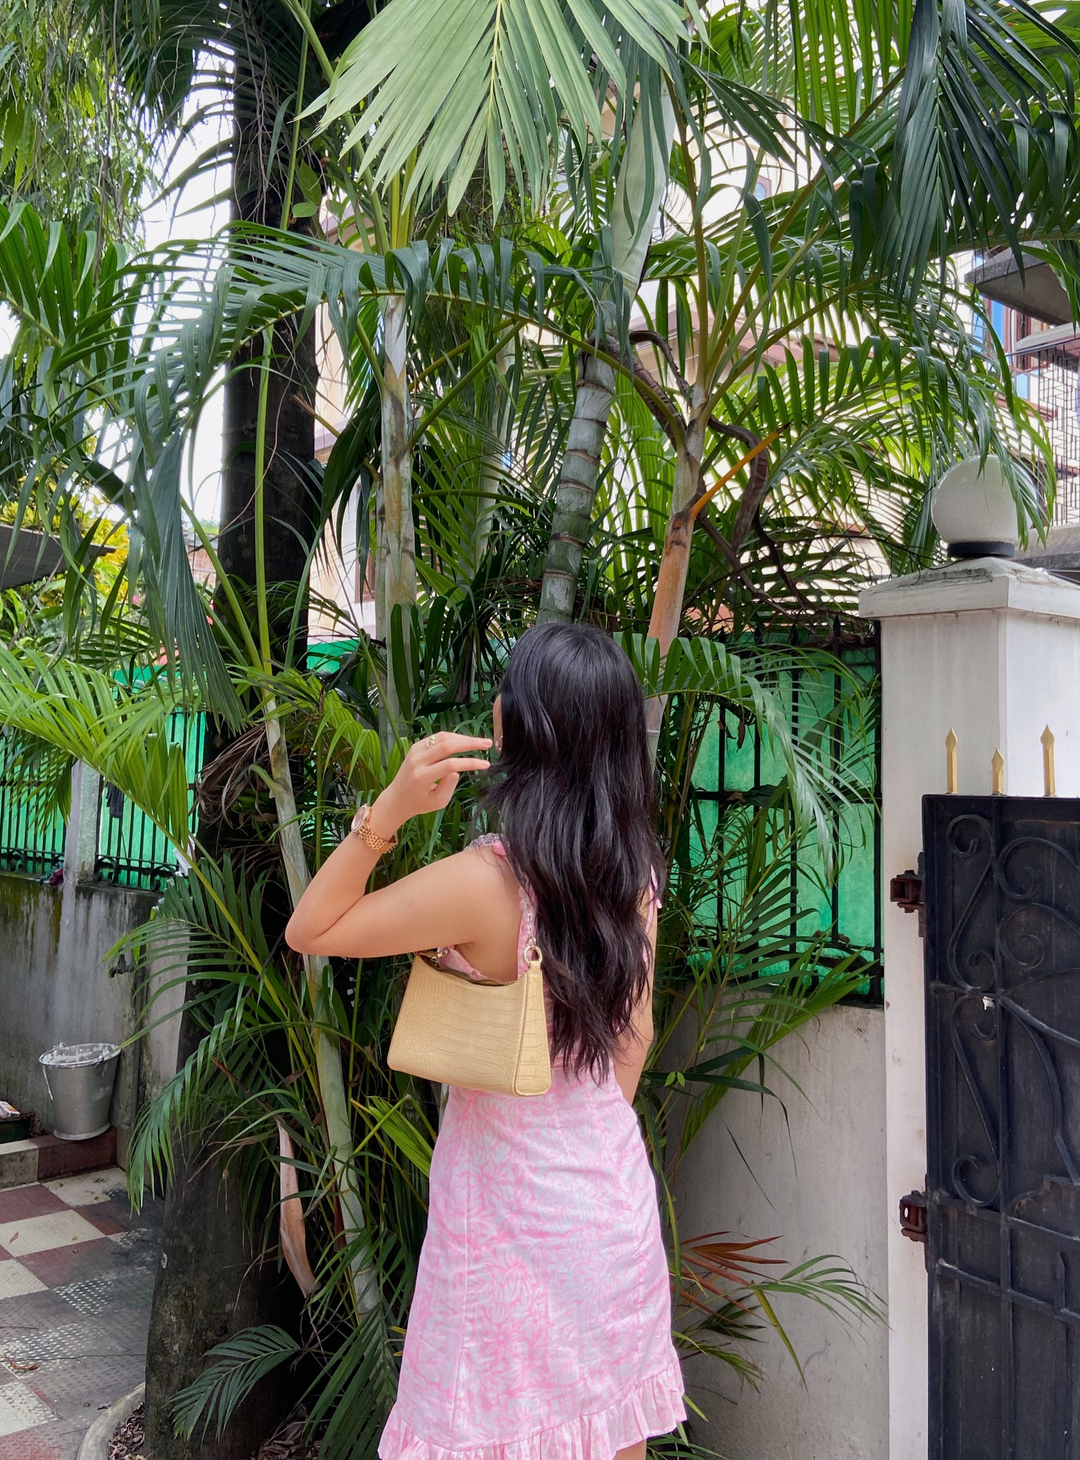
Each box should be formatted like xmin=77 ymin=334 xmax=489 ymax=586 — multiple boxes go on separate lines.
xmin=378 ymin=1360 xmax=686 ymax=1460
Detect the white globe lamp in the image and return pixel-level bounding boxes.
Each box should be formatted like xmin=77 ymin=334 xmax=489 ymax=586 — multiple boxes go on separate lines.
xmin=930 ymin=455 xmax=1023 ymax=559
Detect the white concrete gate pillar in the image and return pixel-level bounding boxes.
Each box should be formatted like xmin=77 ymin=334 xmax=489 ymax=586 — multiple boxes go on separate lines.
xmin=56 ymin=760 xmax=102 ymax=1022
xmin=63 ymin=760 xmax=102 ymax=882
xmin=861 ymin=556 xmax=1080 ymax=1460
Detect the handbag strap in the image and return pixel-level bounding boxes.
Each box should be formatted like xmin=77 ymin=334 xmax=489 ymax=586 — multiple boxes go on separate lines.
xmin=518 ymin=882 xmax=540 ymax=976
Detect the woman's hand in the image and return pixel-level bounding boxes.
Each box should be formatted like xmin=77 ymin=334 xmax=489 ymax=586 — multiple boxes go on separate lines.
xmin=370 ymin=731 xmax=492 ymax=837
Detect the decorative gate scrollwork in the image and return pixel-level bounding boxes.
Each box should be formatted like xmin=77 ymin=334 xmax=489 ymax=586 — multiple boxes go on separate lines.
xmin=924 ymin=795 xmax=1080 ymax=1459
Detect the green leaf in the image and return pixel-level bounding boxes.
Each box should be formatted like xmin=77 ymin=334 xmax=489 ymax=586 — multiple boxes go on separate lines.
xmin=171 ymin=1326 xmax=300 ymax=1440
xmin=361 ymin=1096 xmax=435 ymax=1176
xmin=313 ymin=0 xmax=688 ymax=215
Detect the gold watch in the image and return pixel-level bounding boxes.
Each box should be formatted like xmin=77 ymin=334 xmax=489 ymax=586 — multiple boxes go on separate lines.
xmin=350 ymin=804 xmax=398 ymax=854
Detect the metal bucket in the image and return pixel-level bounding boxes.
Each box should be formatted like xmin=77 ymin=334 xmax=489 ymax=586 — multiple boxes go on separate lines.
xmin=38 ymin=1043 xmax=120 ymax=1141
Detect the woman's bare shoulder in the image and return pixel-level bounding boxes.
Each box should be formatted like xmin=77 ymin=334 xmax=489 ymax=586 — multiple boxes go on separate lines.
xmin=433 ymin=840 xmax=521 ymax=908
xmin=398 ymin=842 xmax=521 ymax=969
xmin=404 ymin=839 xmax=515 ymax=899
xmin=458 ymin=841 xmax=520 ymax=903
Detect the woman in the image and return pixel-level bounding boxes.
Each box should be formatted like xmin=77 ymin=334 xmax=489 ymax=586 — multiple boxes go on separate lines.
xmin=287 ymin=622 xmax=685 ymax=1460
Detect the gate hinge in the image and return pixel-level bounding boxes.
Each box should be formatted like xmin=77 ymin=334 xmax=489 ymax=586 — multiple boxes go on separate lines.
xmin=899 ymin=1189 xmax=928 ymax=1245
xmin=889 ymin=851 xmax=925 ymax=937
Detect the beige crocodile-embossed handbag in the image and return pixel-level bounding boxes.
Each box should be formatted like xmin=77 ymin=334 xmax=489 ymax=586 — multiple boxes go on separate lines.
xmin=387 ymin=941 xmax=552 ymax=1097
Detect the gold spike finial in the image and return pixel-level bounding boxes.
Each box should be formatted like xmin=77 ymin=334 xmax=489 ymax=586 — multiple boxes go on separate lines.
xmin=1042 ymin=726 xmax=1056 ymax=797
xmin=991 ymin=748 xmax=1005 ymax=795
xmin=945 ymin=728 xmax=958 ymax=794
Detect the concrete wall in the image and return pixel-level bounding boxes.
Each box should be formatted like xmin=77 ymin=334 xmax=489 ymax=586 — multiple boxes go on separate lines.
xmin=0 ymin=870 xmax=183 ymax=1154
xmin=679 ymin=1003 xmax=889 ymax=1460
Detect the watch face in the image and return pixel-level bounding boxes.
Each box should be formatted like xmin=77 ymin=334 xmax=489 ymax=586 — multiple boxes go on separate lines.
xmin=351 ymin=805 xmax=370 ymax=835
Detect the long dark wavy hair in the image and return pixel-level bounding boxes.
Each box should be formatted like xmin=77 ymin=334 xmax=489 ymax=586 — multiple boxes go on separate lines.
xmin=483 ymin=621 xmax=665 ymax=1079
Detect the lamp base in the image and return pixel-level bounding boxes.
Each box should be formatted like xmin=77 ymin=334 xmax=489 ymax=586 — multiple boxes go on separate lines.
xmin=947 ymin=541 xmax=1017 ymax=560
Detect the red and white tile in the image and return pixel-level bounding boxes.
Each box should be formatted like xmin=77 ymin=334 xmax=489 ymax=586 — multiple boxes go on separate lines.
xmin=0 ymin=1169 xmax=162 ymax=1460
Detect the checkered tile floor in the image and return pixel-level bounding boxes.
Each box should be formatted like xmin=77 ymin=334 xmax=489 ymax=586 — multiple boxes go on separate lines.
xmin=0 ymin=1168 xmax=164 ymax=1459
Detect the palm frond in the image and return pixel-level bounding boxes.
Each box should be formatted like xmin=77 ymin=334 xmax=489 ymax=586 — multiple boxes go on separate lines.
xmin=620 ymin=632 xmax=858 ymax=860
xmin=305 ymin=1233 xmax=413 ymax=1458
xmin=0 ymin=647 xmax=193 ymax=848
xmin=315 ymin=0 xmax=688 ymax=217
xmin=171 ymin=1325 xmax=302 ymax=1440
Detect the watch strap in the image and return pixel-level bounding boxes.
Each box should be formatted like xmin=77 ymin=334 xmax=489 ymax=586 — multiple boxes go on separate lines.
xmin=351 ymin=805 xmax=398 ymax=853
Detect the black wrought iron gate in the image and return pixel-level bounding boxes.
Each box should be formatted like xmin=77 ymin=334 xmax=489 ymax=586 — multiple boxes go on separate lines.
xmin=924 ymin=794 xmax=1080 ymax=1459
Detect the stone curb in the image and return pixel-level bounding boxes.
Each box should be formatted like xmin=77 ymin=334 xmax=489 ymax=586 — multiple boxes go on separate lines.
xmin=0 ymin=1127 xmax=118 ymax=1189
xmin=76 ymin=1382 xmax=144 ymax=1460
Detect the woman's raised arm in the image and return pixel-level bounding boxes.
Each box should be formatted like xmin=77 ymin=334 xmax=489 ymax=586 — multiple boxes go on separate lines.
xmin=285 ymin=731 xmax=492 ymax=957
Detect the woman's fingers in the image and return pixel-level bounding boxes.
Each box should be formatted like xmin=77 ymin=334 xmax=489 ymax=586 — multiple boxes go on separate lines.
xmin=427 ymin=772 xmax=461 ymax=807
xmin=414 ymin=732 xmax=492 ymax=759
xmin=396 ymin=734 xmax=492 ymax=815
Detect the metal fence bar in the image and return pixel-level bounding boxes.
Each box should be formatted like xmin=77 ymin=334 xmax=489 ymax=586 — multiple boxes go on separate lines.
xmin=0 ymin=736 xmax=66 ymax=878
xmin=1006 ymin=338 xmax=1080 ymax=525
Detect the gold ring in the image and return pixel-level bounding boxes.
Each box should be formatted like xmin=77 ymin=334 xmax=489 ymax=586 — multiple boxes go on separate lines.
xmin=425 ymin=735 xmax=436 ymax=748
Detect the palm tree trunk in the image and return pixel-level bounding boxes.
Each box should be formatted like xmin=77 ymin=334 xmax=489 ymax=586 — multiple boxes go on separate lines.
xmin=265 ymin=712 xmax=378 ymax=1313
xmin=144 ymin=54 xmax=319 ymax=1458
xmin=376 ymin=293 xmax=416 ymax=740
xmin=644 ymin=399 xmax=707 ymax=756
xmin=144 ymin=1023 xmax=301 ymax=1460
xmin=536 ymin=349 xmax=617 ymax=622
xmin=536 ymin=96 xmax=674 ymax=624
xmin=642 ymin=414 xmax=776 ymax=761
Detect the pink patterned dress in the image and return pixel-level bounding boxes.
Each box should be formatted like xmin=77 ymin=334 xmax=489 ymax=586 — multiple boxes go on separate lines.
xmin=379 ymin=838 xmax=685 ymax=1460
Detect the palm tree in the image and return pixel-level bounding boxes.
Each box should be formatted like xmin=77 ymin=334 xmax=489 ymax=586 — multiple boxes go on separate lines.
xmin=95 ymin=10 xmax=361 ymax=1450
xmin=629 ymin=0 xmax=1077 ymax=702
xmin=307 ymin=0 xmax=695 ymax=734
xmin=322 ymin=0 xmax=1080 ymax=636
xmin=0 ymin=195 xmax=878 ymax=1452
xmin=2 ymin=2 xmax=1078 ymax=1452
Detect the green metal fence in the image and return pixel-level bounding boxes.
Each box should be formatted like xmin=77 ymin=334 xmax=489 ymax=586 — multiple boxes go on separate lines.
xmin=690 ymin=636 xmax=882 ymax=1002
xmin=96 ymin=711 xmax=205 ymax=890
xmin=0 ymin=736 xmax=66 ymax=878
xmin=0 ymin=714 xmax=203 ymax=891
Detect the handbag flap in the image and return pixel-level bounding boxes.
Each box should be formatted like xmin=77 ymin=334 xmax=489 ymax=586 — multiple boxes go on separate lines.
xmin=389 ymin=951 xmax=551 ymax=1096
